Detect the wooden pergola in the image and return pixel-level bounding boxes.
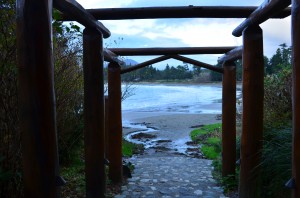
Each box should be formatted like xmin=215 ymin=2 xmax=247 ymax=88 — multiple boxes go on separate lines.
xmin=16 ymin=0 xmax=299 ymax=197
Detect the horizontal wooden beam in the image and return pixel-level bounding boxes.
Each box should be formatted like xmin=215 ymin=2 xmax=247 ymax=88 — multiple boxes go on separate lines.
xmin=170 ymin=55 xmax=223 ymax=73
xmin=110 ymin=47 xmax=236 ymax=56
xmin=104 ymin=49 xmax=124 ymax=65
xmin=121 ymin=55 xmax=171 ymax=74
xmin=218 ymin=46 xmax=243 ymax=64
xmin=53 ymin=0 xmax=111 ymax=38
xmin=61 ymin=6 xmax=291 ymax=20
xmin=232 ymin=0 xmax=291 ymax=37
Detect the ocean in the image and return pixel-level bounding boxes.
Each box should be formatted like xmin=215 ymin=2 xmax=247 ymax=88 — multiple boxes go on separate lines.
xmin=122 ymin=83 xmax=241 ymax=115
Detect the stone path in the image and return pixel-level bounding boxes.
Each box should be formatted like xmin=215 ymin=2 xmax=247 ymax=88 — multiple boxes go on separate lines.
xmin=114 ymin=153 xmax=227 ymax=198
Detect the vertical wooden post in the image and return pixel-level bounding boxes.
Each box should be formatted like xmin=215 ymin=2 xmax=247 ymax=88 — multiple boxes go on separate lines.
xmin=16 ymin=0 xmax=60 ymax=197
xmin=239 ymin=26 xmax=264 ymax=198
xmin=107 ymin=62 xmax=123 ymax=183
xmin=83 ymin=28 xmax=105 ymax=197
xmin=292 ymin=0 xmax=300 ymax=197
xmin=222 ymin=61 xmax=236 ymax=178
xmin=105 ymin=96 xmax=109 ymax=160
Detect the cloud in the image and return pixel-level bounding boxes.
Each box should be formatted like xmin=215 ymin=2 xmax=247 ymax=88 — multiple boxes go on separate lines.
xmin=261 ymin=17 xmax=291 ymax=45
xmin=103 ymin=19 xmax=158 ymax=36
xmin=77 ymin=0 xmax=292 ymax=64
xmin=77 ymin=0 xmax=136 ymax=8
xmin=146 ymin=19 xmax=243 ymax=47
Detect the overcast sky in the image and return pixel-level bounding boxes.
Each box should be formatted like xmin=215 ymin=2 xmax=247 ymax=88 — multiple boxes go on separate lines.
xmin=77 ymin=0 xmax=291 ymax=69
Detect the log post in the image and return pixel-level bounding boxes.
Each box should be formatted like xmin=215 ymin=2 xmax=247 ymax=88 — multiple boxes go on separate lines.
xmin=105 ymin=96 xmax=109 ymax=160
xmin=222 ymin=61 xmax=236 ymax=178
xmin=16 ymin=0 xmax=60 ymax=197
xmin=292 ymin=0 xmax=300 ymax=197
xmin=83 ymin=28 xmax=105 ymax=197
xmin=239 ymin=26 xmax=264 ymax=198
xmin=107 ymin=62 xmax=123 ymax=183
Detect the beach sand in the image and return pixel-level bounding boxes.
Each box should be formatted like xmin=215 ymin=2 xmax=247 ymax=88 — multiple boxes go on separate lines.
xmin=122 ymin=112 xmax=222 ymax=155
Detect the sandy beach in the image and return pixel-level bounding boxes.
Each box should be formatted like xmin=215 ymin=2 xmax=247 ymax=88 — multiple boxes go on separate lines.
xmin=122 ymin=112 xmax=221 ymax=155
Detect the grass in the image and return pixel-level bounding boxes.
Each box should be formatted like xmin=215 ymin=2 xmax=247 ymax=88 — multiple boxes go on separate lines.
xmin=122 ymin=139 xmax=144 ymax=157
xmin=61 ymin=156 xmax=86 ymax=197
xmin=201 ymin=145 xmax=219 ymax=159
xmin=190 ymin=123 xmax=222 ymax=160
xmin=190 ymin=122 xmax=239 ymax=194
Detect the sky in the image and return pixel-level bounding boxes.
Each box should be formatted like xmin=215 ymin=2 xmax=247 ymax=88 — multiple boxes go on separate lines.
xmin=76 ymin=0 xmax=291 ymax=69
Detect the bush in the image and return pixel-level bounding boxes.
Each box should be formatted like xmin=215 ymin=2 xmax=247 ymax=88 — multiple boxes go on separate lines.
xmin=0 ymin=1 xmax=23 ymax=196
xmin=264 ymin=67 xmax=292 ymax=127
xmin=0 ymin=3 xmax=85 ymax=195
xmin=190 ymin=123 xmax=222 ymax=160
xmin=260 ymin=66 xmax=292 ymax=197
xmin=53 ymin=29 xmax=84 ymax=165
xmin=261 ymin=125 xmax=292 ymax=198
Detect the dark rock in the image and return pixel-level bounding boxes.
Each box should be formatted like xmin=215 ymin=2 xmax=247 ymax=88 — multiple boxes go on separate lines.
xmin=131 ymin=133 xmax=157 ymax=140
xmin=186 ymin=141 xmax=198 ymax=146
xmin=155 ymin=139 xmax=172 ymax=143
xmin=190 ymin=124 xmax=205 ymax=128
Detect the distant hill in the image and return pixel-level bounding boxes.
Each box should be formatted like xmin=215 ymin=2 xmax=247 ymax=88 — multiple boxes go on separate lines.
xmin=104 ymin=58 xmax=138 ymax=67
xmin=124 ymin=59 xmax=138 ymax=66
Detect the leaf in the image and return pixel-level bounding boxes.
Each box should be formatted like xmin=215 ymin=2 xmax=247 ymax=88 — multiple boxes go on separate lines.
xmin=53 ymin=9 xmax=62 ymax=20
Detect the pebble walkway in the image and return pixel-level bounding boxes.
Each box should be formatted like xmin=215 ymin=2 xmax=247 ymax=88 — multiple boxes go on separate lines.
xmin=115 ymin=153 xmax=227 ymax=198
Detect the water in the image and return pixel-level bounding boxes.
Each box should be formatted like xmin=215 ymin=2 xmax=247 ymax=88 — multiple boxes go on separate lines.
xmin=121 ymin=83 xmax=241 ymax=155
xmin=122 ymin=83 xmax=241 ymax=114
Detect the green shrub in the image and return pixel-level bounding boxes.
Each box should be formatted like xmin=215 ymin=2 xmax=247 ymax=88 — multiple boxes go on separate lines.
xmin=190 ymin=123 xmax=222 ymax=143
xmin=260 ymin=125 xmax=292 ymax=198
xmin=122 ymin=139 xmax=144 ymax=157
xmin=201 ymin=145 xmax=219 ymax=159
xmin=190 ymin=123 xmax=222 ymax=160
xmin=264 ymin=67 xmax=292 ymax=127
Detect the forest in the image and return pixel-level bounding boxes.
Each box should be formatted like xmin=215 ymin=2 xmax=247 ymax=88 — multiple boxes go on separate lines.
xmin=120 ymin=43 xmax=291 ymax=83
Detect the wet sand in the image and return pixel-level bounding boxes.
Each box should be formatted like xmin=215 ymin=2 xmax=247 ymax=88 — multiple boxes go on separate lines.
xmin=122 ymin=112 xmax=221 ymax=155
xmin=123 ymin=112 xmax=221 ymax=136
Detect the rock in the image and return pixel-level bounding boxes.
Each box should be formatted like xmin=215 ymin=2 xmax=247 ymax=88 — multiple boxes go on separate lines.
xmin=131 ymin=132 xmax=157 ymax=140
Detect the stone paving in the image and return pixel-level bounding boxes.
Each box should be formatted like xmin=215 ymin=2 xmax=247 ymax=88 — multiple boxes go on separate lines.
xmin=114 ymin=153 xmax=227 ymax=198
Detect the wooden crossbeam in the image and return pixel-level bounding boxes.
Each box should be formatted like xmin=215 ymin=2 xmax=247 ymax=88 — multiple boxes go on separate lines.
xmin=110 ymin=47 xmax=236 ymax=56
xmin=53 ymin=0 xmax=110 ymax=38
xmin=61 ymin=6 xmax=291 ymax=20
xmin=104 ymin=49 xmax=124 ymax=65
xmin=218 ymin=46 xmax=243 ymax=64
xmin=232 ymin=0 xmax=291 ymax=37
xmin=121 ymin=55 xmax=171 ymax=74
xmin=170 ymin=55 xmax=223 ymax=73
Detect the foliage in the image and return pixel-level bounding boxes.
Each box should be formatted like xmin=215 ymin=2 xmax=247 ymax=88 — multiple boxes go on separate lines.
xmin=190 ymin=123 xmax=222 ymax=141
xmin=265 ymin=44 xmax=291 ymax=75
xmin=262 ymin=44 xmax=292 ymax=196
xmin=0 ymin=2 xmax=85 ymax=196
xmin=53 ymin=25 xmax=84 ymax=165
xmin=201 ymin=145 xmax=219 ymax=159
xmin=260 ymin=125 xmax=292 ymax=198
xmin=122 ymin=139 xmax=144 ymax=157
xmin=210 ymin=70 xmax=223 ymax=81
xmin=264 ymin=67 xmax=292 ymax=126
xmin=0 ymin=0 xmax=23 ymax=197
xmin=61 ymin=154 xmax=86 ymax=197
xmin=190 ymin=123 xmax=222 ymax=160
xmin=121 ymin=64 xmax=193 ymax=82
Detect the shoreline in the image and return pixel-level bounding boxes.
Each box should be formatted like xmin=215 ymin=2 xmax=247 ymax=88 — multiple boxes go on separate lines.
xmin=126 ymin=80 xmax=242 ymax=87
xmin=122 ymin=112 xmax=221 ymax=155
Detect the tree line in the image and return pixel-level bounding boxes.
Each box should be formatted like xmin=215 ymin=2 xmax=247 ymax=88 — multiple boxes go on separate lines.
xmin=119 ymin=44 xmax=291 ymax=83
